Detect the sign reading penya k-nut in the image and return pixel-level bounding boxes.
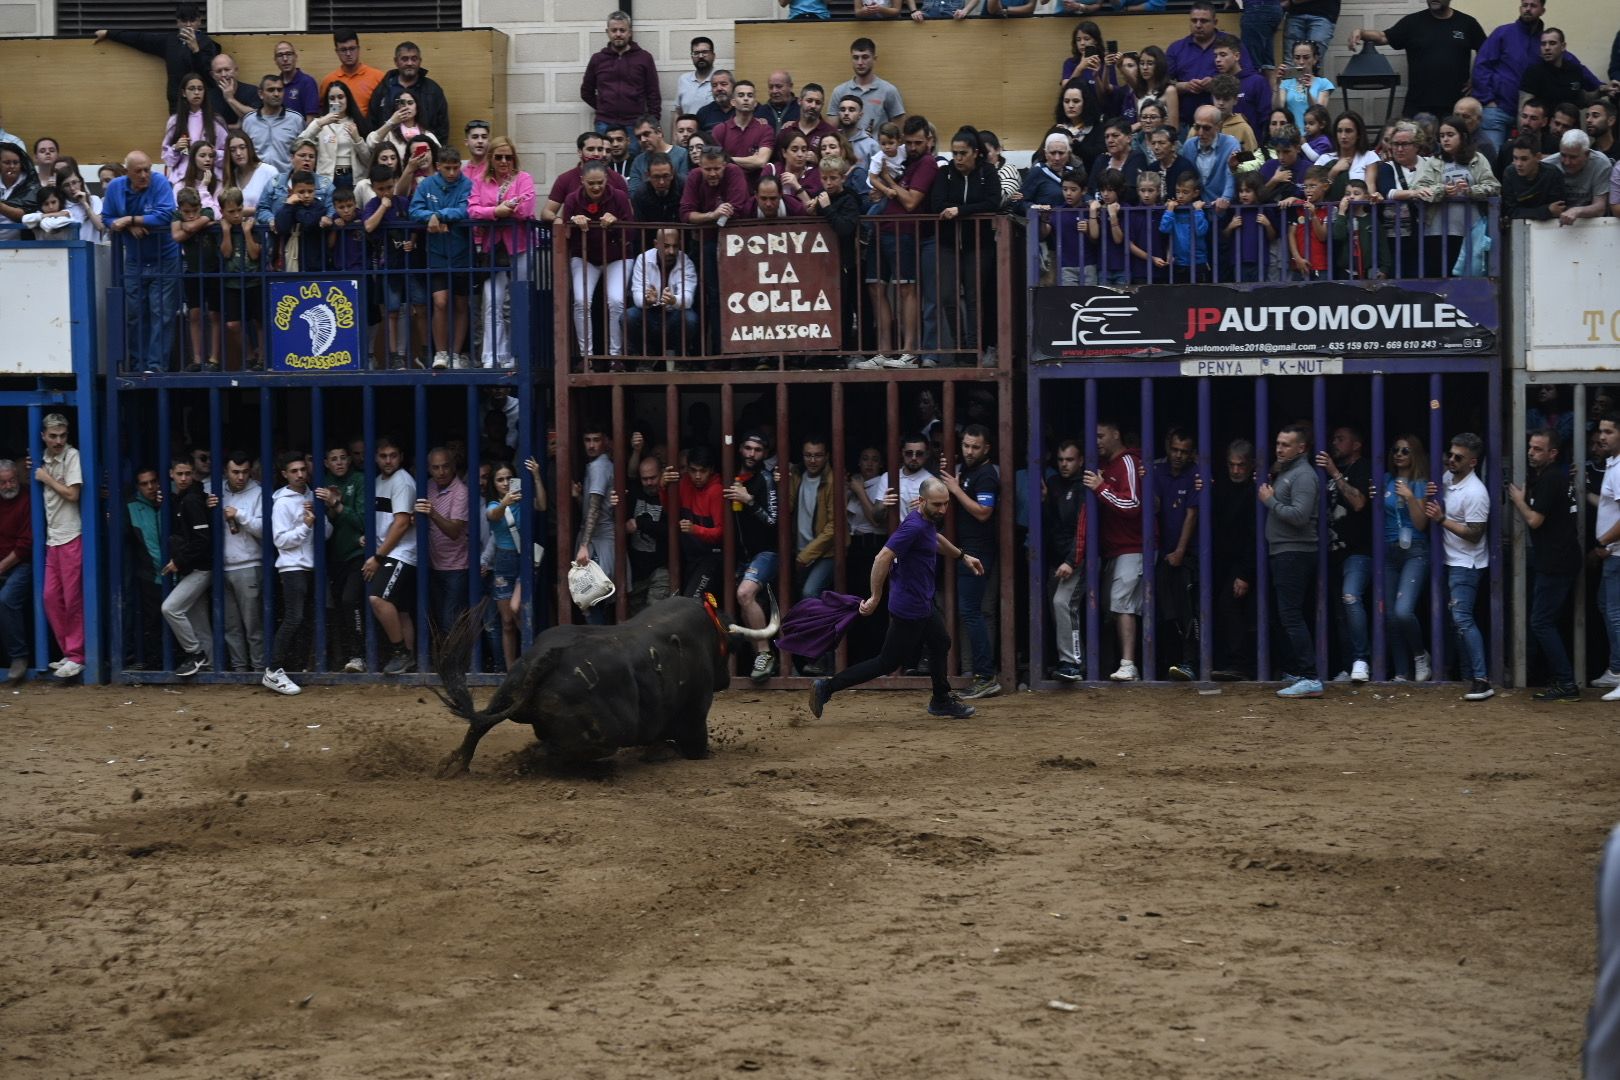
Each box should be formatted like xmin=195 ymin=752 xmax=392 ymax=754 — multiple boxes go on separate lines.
xmin=717 ymin=222 xmax=842 ymax=354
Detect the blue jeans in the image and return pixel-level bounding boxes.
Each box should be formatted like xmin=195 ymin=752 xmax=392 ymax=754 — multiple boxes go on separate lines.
xmin=1384 ymin=542 xmax=1428 ymax=678
xmin=801 ymin=557 xmax=834 ymax=599
xmin=919 ymin=236 xmax=939 ymax=355
xmin=125 ymin=257 xmax=180 ymax=372
xmin=957 ymin=550 xmax=994 ymax=679
xmin=1446 ymin=565 xmax=1486 ymax=682
xmin=1601 ymin=557 xmax=1620 ymax=672
xmin=1335 ymin=553 xmax=1370 ymax=667
xmin=1270 ymin=550 xmax=1316 ymax=679
xmin=429 ymin=567 xmax=470 ymax=637
xmin=1530 ymin=571 xmax=1576 ymax=687
xmin=0 ymin=563 xmax=29 ymax=662
xmin=1285 ymin=14 xmax=1335 ymax=61
xmin=626 ymin=305 xmax=700 ymax=357
xmin=1479 ymin=105 xmax=1514 ymax=158
xmin=1242 ymin=2 xmax=1285 ymax=71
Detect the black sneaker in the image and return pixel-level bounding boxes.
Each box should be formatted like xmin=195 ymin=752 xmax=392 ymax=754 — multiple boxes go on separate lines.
xmin=808 ymin=679 xmax=831 ymax=720
xmin=1462 ymin=679 xmax=1495 ymax=702
xmin=382 ymin=646 xmax=414 ymax=676
xmin=174 ymin=652 xmax=208 ymax=678
xmin=961 ymin=676 xmax=1002 ymax=700
xmin=1168 ymin=664 xmax=1195 ymax=681
xmin=1532 ymin=683 xmax=1580 ymax=702
xmin=928 ymin=695 xmax=976 ymax=720
xmin=1053 ymin=662 xmax=1083 ymax=682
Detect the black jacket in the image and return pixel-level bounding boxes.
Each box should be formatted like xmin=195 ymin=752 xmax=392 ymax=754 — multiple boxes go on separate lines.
xmin=1045 ymin=473 xmax=1086 ymax=566
xmin=0 ymin=153 xmax=42 ymax=238
xmin=108 ymin=28 xmax=219 ymax=111
xmin=632 ymin=183 xmax=682 ymax=224
xmin=367 ymin=69 xmax=452 ymax=146
xmin=928 ymin=160 xmax=1001 ymax=249
xmin=815 ymin=187 xmax=864 ymax=247
xmin=1501 ymin=163 xmax=1567 ymax=220
xmin=168 ymin=482 xmax=213 ymax=574
xmin=1213 ymin=479 xmax=1256 ymax=584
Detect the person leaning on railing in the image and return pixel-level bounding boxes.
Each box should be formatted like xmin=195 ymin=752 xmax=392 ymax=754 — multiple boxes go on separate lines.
xmin=467 ymin=134 xmax=536 ymax=370
xmin=1411 ymin=114 xmax=1500 ymax=275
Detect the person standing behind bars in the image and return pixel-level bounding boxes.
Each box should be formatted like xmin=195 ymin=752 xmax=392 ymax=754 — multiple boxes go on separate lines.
xmin=1424 ymin=431 xmax=1494 ymax=701
xmin=1260 ymin=424 xmax=1321 ymax=698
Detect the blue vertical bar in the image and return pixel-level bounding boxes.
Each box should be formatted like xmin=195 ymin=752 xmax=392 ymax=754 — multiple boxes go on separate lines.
xmin=1428 ymin=373 xmax=1445 ymax=681
xmin=414 ymin=383 xmax=429 ymax=671
xmin=1140 ymin=377 xmax=1156 ymax=681
xmin=363 ymin=385 xmax=378 ymax=670
xmin=208 ymin=387 xmax=226 ymax=674
xmin=26 ymin=406 xmax=46 ymax=674
xmin=1370 ymin=373 xmax=1387 ymax=682
xmin=1254 ymin=377 xmax=1270 ymax=681
xmin=157 ymin=390 xmax=174 ymax=673
xmin=259 ymin=388 xmax=274 ymax=673
xmin=1197 ymin=379 xmax=1213 ymax=681
xmin=1487 ymin=366 xmax=1503 ymax=685
xmin=311 ymin=386 xmax=328 ymax=673
xmin=1084 ymin=378 xmax=1100 ymax=681
xmin=1312 ymin=375 xmax=1329 ymax=681
xmin=69 ymin=244 xmax=105 ymax=683
xmin=465 ymin=383 xmax=484 ymax=672
xmin=104 ymin=374 xmax=125 ymax=678
xmin=518 ymin=369 xmax=537 ymax=650
xmin=1027 ymin=373 xmax=1047 ymax=685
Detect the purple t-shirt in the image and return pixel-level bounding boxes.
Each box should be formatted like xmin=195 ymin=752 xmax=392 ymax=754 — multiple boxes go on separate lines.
xmin=1153 ymin=460 xmax=1198 ymax=554
xmin=884 ymin=509 xmax=939 ymax=620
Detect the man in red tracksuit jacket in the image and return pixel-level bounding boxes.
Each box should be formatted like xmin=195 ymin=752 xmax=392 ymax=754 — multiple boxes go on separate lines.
xmin=666 ymin=445 xmax=724 ymax=600
xmin=1084 ymin=420 xmax=1144 ymax=682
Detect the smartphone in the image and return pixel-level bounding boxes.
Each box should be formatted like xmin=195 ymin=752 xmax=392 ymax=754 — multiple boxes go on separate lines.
xmin=1106 ymin=39 xmax=1118 ymax=56
xmin=509 ymin=479 xmax=521 ymax=495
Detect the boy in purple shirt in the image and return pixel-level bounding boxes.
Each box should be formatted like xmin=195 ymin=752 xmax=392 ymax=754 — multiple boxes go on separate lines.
xmin=809 ymin=478 xmax=981 ymax=720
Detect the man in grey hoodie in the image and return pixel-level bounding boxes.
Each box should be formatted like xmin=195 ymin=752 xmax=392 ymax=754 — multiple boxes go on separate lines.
xmin=1259 ymin=424 xmax=1321 ymax=698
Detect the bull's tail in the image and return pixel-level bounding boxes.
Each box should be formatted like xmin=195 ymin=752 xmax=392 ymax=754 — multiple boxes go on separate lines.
xmin=431 ymin=605 xmax=486 ymax=725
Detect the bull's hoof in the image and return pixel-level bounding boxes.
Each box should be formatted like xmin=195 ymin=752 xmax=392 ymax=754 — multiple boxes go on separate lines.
xmin=435 ymin=751 xmax=471 ymax=779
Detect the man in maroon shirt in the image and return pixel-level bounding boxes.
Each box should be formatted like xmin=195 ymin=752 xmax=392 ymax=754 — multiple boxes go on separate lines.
xmin=543 ymin=130 xmax=629 ymax=222
xmin=580 ymin=11 xmax=660 ymax=134
xmin=0 ymin=459 xmax=30 ymax=684
xmin=867 ymin=115 xmax=941 ymax=367
xmin=680 ymin=147 xmax=753 ymax=355
xmin=1082 ymin=419 xmax=1145 ymax=682
xmin=712 ymin=80 xmax=776 ymax=179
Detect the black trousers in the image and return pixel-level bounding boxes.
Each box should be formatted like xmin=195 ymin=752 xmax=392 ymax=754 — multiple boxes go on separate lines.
xmin=274 ymin=570 xmax=313 ymax=672
xmin=826 ymin=609 xmax=952 ymax=702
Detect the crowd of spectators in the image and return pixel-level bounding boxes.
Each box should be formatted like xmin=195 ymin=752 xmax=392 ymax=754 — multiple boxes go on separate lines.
xmin=4 ymin=5 xmax=1620 ymax=697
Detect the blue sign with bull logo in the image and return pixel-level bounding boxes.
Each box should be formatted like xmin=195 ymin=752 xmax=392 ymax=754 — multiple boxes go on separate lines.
xmin=268 ymin=279 xmax=363 ymax=372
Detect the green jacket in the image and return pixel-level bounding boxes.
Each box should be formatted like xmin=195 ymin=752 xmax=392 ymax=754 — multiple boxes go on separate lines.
xmin=327 ymin=470 xmax=366 ymax=562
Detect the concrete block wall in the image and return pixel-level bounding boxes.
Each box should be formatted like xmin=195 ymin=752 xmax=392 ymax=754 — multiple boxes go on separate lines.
xmin=485 ymin=0 xmax=776 ymax=189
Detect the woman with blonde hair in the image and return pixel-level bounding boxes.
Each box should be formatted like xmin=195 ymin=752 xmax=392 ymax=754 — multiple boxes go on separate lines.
xmin=468 ymin=135 xmax=537 ymax=369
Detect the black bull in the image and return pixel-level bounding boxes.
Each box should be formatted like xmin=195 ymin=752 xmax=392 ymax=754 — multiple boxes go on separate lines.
xmin=433 ymin=596 xmax=779 ymax=776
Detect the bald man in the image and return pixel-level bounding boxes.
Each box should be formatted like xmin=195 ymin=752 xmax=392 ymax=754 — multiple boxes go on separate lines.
xmin=103 ymin=152 xmax=182 ymax=373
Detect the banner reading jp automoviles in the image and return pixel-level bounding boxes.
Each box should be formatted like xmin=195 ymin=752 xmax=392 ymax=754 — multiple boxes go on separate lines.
xmin=269 ymin=279 xmax=364 ymax=372
xmin=1033 ymin=280 xmax=1498 ymax=361
xmin=717 ymin=222 xmax=841 ymax=355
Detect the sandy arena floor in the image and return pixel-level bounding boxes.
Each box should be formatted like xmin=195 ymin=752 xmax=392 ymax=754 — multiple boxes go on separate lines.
xmin=1 ymin=679 xmax=1614 ymax=1079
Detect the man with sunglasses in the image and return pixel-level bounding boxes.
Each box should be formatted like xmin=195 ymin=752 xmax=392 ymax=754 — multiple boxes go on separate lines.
xmin=896 ymin=433 xmax=937 ymax=519
xmin=1424 ymin=432 xmax=1493 ymax=700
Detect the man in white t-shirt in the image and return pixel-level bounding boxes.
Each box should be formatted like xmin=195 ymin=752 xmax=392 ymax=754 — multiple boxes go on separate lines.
xmin=366 ymin=436 xmax=418 ymax=674
xmin=36 ymin=414 xmax=86 ymax=679
xmin=575 ymin=423 xmax=617 ymax=625
xmin=897 ymin=433 xmax=936 ymax=519
xmin=1424 ymin=431 xmax=1492 ymax=701
xmin=1591 ymin=416 xmax=1620 ymax=695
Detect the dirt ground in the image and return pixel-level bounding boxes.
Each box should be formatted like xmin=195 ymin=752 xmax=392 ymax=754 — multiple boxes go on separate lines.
xmin=1 ymin=678 xmax=1614 ymax=1079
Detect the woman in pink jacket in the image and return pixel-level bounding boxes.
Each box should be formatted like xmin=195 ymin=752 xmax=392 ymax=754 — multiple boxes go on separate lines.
xmin=467 ymin=135 xmax=536 ymax=369
xmin=162 ymin=73 xmax=229 ymax=174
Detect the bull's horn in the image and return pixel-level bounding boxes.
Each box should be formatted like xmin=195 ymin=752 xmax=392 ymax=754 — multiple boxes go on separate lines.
xmin=727 ymin=592 xmax=781 ymax=641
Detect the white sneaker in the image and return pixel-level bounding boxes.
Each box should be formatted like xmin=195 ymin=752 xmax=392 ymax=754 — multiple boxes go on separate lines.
xmin=53 ymin=659 xmax=84 ymax=679
xmin=1331 ymin=670 xmax=1353 ymax=684
xmin=1109 ymin=661 xmax=1139 ymax=682
xmin=980 ymin=347 xmax=998 ymax=368
xmin=431 ymin=351 xmax=451 ymax=370
xmin=1414 ymin=652 xmax=1432 ymax=682
xmin=1603 ymin=685 xmax=1620 ymax=702
xmin=262 ymin=668 xmax=302 ymax=696
xmin=1351 ymin=660 xmax=1370 ymax=683
xmin=453 ymin=353 xmax=473 ymax=369
xmin=854 ymin=355 xmax=887 ymax=369
xmin=1594 ymin=669 xmax=1620 ymax=689
xmin=343 ymin=656 xmax=366 ymax=673
xmin=885 ymin=353 xmax=918 ymax=368
xmin=47 ymin=659 xmax=64 ymax=671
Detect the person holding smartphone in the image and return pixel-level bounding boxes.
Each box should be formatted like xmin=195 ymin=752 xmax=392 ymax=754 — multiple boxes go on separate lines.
xmin=95 ymin=3 xmax=219 ymax=113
